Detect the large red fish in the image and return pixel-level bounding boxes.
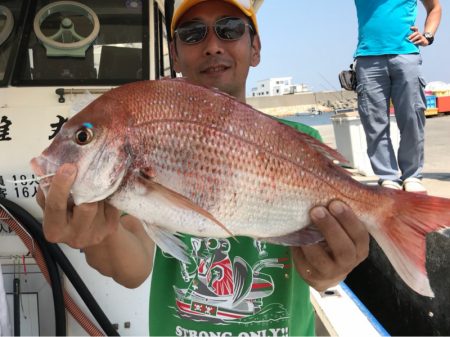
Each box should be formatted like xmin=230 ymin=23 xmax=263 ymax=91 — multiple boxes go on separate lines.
xmin=31 ymin=78 xmax=449 ymax=297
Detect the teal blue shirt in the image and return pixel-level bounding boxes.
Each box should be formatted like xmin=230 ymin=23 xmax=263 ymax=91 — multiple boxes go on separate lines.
xmin=354 ymin=0 xmax=419 ymax=57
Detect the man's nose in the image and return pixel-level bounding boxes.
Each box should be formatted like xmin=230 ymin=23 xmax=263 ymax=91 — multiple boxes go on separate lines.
xmin=203 ymin=29 xmax=224 ymax=55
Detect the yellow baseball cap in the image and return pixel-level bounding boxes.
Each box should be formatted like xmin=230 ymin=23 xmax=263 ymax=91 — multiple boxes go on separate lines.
xmin=171 ymin=0 xmax=259 ymax=38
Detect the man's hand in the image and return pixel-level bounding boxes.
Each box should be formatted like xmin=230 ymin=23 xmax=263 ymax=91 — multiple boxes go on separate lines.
xmin=408 ymin=26 xmax=431 ymax=46
xmin=36 ymin=163 xmax=120 ymax=249
xmin=292 ymin=200 xmax=369 ymax=291
xmin=36 ymin=163 xmax=154 ymax=287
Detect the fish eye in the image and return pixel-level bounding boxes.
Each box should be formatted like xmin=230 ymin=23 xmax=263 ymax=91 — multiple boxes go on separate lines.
xmin=74 ymin=127 xmax=94 ymax=145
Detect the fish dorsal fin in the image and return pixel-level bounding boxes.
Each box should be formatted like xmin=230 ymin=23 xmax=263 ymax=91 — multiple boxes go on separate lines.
xmin=162 ymin=77 xmax=237 ymax=100
xmin=276 ymin=124 xmax=353 ymax=177
xmin=286 ymin=125 xmax=349 ymax=165
xmin=137 ymin=171 xmax=235 ymax=238
xmin=69 ymin=90 xmax=97 ymax=117
xmin=161 ymin=77 xmax=257 ymax=111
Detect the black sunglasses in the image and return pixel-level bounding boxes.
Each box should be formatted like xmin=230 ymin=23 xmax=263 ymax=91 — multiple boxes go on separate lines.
xmin=174 ymin=17 xmax=253 ymax=44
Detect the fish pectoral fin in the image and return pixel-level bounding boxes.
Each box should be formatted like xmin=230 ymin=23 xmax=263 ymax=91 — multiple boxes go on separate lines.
xmin=137 ymin=172 xmax=235 ymax=237
xmin=139 ymin=167 xmax=156 ymax=179
xmin=142 ymin=221 xmax=189 ymax=263
xmin=262 ymin=224 xmax=324 ymax=246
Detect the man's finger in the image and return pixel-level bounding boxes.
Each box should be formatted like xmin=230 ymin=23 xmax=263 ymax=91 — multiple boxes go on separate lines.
xmin=45 ymin=164 xmax=77 ymax=211
xmin=103 ymin=203 xmax=121 ymax=232
xmin=36 ymin=188 xmax=45 ymax=209
xmin=310 ymin=204 xmax=356 ymax=265
xmin=43 ymin=164 xmax=77 ymax=240
xmin=299 ymin=243 xmax=332 ymax=274
xmin=71 ymin=202 xmax=99 ymax=232
xmin=328 ymin=200 xmax=370 ymax=261
xmin=291 ymin=247 xmax=315 ymax=280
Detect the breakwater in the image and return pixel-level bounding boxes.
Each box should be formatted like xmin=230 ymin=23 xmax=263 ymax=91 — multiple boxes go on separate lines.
xmin=247 ymin=90 xmax=357 ymax=116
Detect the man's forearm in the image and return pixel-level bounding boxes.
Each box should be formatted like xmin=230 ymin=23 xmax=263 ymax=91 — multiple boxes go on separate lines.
xmin=84 ymin=216 xmax=155 ymax=288
xmin=423 ymin=0 xmax=442 ymax=34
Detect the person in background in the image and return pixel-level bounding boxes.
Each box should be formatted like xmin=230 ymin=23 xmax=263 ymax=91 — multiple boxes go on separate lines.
xmin=353 ymin=0 xmax=442 ymax=193
xmin=37 ymin=0 xmax=369 ymax=335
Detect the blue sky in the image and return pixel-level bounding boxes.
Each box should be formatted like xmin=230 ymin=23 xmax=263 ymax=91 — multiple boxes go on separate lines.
xmin=247 ymin=0 xmax=450 ymax=94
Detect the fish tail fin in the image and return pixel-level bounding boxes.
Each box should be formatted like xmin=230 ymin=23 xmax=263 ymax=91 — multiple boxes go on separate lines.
xmin=370 ymin=191 xmax=450 ymax=297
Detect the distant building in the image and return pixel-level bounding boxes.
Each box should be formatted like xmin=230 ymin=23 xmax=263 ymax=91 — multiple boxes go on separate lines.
xmin=250 ymin=77 xmax=310 ymax=97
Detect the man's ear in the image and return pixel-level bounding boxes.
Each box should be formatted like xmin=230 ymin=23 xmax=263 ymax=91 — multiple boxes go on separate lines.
xmin=170 ymin=41 xmax=181 ymax=73
xmin=250 ymin=35 xmax=261 ymax=67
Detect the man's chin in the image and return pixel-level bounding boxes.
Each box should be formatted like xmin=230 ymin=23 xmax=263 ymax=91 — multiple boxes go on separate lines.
xmin=189 ymin=72 xmax=237 ymax=97
xmin=202 ymin=77 xmax=230 ymax=92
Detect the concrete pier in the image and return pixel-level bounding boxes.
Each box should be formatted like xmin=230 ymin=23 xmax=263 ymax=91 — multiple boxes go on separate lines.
xmin=314 ymin=113 xmax=450 ymax=198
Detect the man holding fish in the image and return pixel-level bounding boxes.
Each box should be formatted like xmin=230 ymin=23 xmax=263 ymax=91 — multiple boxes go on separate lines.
xmin=36 ymin=0 xmax=370 ymax=335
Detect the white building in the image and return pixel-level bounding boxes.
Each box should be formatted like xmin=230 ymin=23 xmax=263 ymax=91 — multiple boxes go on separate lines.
xmin=250 ymin=77 xmax=310 ymax=97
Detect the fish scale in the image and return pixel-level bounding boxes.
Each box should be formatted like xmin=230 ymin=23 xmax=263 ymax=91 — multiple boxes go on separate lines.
xmin=139 ymin=117 xmax=317 ymax=233
xmin=31 ymin=78 xmax=450 ymax=297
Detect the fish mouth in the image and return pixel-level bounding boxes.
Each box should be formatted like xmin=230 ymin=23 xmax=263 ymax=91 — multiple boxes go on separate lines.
xmin=30 ymin=156 xmax=59 ymax=189
xmin=30 ymin=154 xmax=130 ymax=205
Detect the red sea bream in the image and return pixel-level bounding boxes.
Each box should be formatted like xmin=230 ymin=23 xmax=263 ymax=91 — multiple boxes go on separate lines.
xmin=30 ymin=78 xmax=450 ymax=298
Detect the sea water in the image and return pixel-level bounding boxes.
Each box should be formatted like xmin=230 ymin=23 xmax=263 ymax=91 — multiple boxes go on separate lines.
xmin=279 ymin=112 xmax=334 ymax=126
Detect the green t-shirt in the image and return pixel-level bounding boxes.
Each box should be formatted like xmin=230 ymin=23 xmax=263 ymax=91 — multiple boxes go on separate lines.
xmin=149 ymin=120 xmax=320 ymax=336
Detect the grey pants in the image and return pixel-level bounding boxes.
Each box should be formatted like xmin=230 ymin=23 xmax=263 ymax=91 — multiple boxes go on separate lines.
xmin=355 ymin=54 xmax=427 ymax=181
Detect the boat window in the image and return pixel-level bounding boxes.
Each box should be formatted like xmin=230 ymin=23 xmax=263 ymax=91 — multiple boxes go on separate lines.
xmin=0 ymin=1 xmax=25 ymax=87
xmin=11 ymin=0 xmax=150 ymax=86
xmin=153 ymin=2 xmax=172 ymax=79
